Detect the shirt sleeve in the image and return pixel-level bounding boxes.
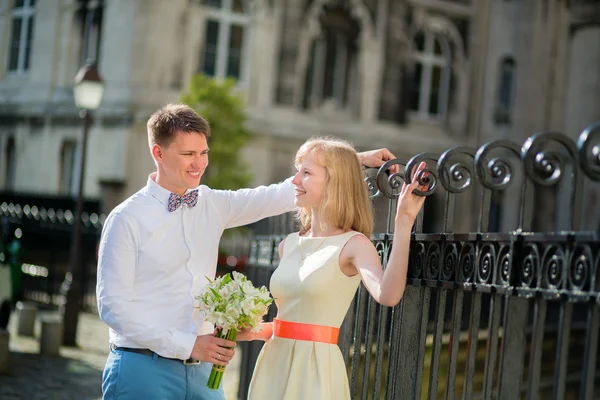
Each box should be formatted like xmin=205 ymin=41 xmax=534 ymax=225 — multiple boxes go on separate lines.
xmin=96 ymin=212 xmax=197 ymax=360
xmin=211 ymin=178 xmax=296 ymax=229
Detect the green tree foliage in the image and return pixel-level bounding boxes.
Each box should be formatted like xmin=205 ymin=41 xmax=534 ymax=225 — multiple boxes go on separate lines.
xmin=180 ymin=74 xmax=252 ymax=190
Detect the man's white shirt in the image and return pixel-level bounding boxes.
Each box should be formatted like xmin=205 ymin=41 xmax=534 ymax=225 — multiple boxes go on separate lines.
xmin=97 ymin=175 xmax=295 ymax=360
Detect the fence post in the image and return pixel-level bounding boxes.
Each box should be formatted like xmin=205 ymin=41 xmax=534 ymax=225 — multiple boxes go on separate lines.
xmin=394 ymin=285 xmax=429 ymax=399
xmin=497 ymin=296 xmax=529 ymax=399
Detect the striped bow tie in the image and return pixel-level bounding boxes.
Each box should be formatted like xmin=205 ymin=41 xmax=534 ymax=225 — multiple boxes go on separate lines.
xmin=168 ymin=190 xmax=198 ymax=212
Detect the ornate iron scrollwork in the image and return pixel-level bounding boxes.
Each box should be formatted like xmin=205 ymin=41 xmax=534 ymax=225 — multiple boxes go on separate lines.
xmin=474 ymin=140 xmax=522 ymax=190
xmin=577 ymin=121 xmax=600 ymax=181
xmin=477 ymin=243 xmax=496 ymax=284
xmin=522 ymin=132 xmax=578 ymax=187
xmin=568 ymin=244 xmax=593 ymax=291
xmin=442 ymin=243 xmax=458 ymax=281
xmin=364 ymin=170 xmax=381 ymax=199
xmin=409 ymin=241 xmax=426 ymax=279
xmin=438 ymin=147 xmax=476 ymax=193
xmin=496 ymin=245 xmax=512 ymax=285
xmin=425 ymin=242 xmax=441 ymax=280
xmin=458 ymin=243 xmax=475 ymax=283
xmin=520 ymin=244 xmax=540 ymax=288
xmin=375 ymin=159 xmax=406 ymax=199
xmin=541 ymin=244 xmax=566 ymax=289
xmin=406 ymin=153 xmax=439 ymax=196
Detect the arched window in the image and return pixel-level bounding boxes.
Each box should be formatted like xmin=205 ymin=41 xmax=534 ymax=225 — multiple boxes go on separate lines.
xmin=495 ymin=56 xmax=516 ymax=124
xmin=4 ymin=137 xmax=16 ymax=190
xmin=7 ymin=0 xmax=36 ymax=73
xmin=409 ymin=31 xmax=452 ymax=120
xmin=200 ymin=0 xmax=249 ymax=82
xmin=302 ymin=7 xmax=360 ymax=113
xmin=78 ymin=0 xmax=104 ymax=64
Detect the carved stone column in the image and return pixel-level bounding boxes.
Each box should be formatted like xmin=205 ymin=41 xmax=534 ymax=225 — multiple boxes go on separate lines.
xmin=565 ymin=1 xmax=600 ymax=136
xmin=563 ymin=1 xmax=600 ymax=230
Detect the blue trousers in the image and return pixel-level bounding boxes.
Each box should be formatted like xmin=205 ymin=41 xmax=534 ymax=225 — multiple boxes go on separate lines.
xmin=102 ymin=346 xmax=225 ymax=400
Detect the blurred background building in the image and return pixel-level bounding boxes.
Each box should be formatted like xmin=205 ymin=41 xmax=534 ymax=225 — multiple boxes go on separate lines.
xmin=1 ymin=3 xmax=600 ymax=397
xmin=0 ymin=0 xmax=599 ymax=225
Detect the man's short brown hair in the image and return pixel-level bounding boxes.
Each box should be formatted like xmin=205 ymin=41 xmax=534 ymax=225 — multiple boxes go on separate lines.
xmin=147 ymin=103 xmax=211 ymax=147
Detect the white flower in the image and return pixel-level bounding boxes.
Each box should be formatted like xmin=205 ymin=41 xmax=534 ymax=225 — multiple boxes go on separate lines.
xmin=194 ymin=272 xmax=273 ymax=333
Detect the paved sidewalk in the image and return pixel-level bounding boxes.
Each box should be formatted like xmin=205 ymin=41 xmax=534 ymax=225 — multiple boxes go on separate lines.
xmin=0 ymin=311 xmax=241 ymax=400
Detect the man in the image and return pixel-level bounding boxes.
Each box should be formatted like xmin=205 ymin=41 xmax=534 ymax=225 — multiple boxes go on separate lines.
xmin=97 ymin=103 xmax=397 ymax=399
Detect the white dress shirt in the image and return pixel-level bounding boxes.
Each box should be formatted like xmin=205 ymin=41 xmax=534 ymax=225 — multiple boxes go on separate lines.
xmin=97 ymin=175 xmax=295 ymax=360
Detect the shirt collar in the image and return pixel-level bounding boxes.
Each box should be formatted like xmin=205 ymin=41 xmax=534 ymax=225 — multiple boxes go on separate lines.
xmin=145 ymin=173 xmax=200 ymax=207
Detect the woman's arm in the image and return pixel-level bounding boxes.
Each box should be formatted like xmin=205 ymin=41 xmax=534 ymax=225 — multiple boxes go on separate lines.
xmin=341 ymin=222 xmax=411 ymax=307
xmin=342 ymin=163 xmax=427 ymax=307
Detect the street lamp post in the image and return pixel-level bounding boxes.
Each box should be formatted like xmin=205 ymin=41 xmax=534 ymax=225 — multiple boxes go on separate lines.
xmin=62 ymin=62 xmax=104 ymax=346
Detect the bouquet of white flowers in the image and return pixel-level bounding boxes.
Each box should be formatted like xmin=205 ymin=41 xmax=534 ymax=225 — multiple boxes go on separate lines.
xmin=195 ymin=271 xmax=273 ymax=389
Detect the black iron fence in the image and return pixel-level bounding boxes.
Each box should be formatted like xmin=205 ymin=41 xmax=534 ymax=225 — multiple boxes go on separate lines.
xmin=2 ymin=124 xmax=600 ymax=399
xmin=238 ymin=124 xmax=600 ymax=400
xmin=0 ymin=196 xmax=103 ymax=312
xmin=0 ymin=196 xmax=274 ymax=312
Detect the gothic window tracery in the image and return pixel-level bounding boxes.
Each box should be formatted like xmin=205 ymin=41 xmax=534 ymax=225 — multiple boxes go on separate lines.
xmin=303 ymin=5 xmax=360 ymax=114
xmin=200 ymin=0 xmax=249 ymax=82
xmin=409 ymin=30 xmax=453 ymax=120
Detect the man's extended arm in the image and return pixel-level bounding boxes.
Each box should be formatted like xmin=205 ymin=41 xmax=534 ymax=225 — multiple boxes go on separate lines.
xmin=215 ymin=148 xmax=398 ymax=229
xmin=213 ymin=178 xmax=296 ymax=229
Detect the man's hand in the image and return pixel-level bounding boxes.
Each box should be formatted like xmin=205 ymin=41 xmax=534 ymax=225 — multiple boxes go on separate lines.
xmin=357 ymin=148 xmax=400 ymax=174
xmin=190 ymin=333 xmax=236 ymax=366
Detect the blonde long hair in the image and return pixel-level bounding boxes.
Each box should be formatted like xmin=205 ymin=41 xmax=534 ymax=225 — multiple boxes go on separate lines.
xmin=295 ymin=137 xmax=374 ymax=238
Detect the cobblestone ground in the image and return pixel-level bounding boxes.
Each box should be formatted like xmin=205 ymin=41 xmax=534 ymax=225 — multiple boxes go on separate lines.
xmin=0 ymin=311 xmax=241 ymax=400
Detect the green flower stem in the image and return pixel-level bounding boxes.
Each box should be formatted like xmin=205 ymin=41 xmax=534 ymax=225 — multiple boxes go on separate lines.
xmin=206 ymin=328 xmax=237 ymax=390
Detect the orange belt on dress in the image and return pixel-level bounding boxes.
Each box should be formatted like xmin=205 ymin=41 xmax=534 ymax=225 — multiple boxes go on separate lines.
xmin=273 ymin=318 xmax=339 ymax=344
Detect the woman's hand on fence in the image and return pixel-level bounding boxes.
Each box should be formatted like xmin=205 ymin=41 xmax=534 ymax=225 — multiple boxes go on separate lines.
xmin=395 ymin=162 xmax=428 ymax=225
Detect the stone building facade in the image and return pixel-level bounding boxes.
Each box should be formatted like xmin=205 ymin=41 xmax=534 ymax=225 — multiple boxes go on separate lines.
xmin=0 ymin=0 xmax=599 ymax=230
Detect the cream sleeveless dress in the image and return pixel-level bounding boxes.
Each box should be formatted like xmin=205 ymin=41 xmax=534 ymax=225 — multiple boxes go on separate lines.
xmin=248 ymin=231 xmax=363 ymax=400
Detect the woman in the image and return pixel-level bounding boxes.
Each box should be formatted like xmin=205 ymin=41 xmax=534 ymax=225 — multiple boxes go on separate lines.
xmin=239 ymin=137 xmax=427 ymax=399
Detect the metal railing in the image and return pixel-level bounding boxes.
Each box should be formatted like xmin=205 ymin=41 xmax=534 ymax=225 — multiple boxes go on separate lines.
xmin=2 ymin=123 xmax=600 ymax=399
xmin=0 ymin=202 xmax=103 ymax=312
xmin=238 ymin=123 xmax=600 ymax=400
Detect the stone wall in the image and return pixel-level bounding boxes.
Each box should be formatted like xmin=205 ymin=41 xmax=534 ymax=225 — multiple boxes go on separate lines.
xmin=0 ymin=0 xmax=598 ymax=220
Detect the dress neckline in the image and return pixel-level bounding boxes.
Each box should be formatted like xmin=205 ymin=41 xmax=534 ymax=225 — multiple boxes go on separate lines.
xmin=298 ymin=231 xmax=356 ymax=239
